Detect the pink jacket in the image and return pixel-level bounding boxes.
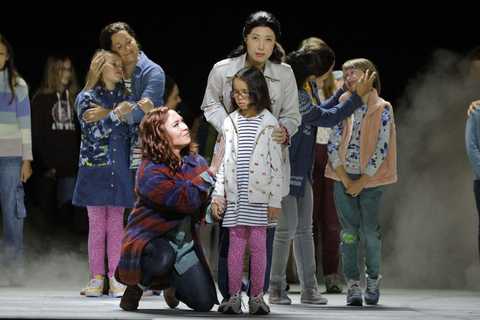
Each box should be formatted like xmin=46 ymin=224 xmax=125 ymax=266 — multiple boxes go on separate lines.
xmin=325 ymin=89 xmax=397 ymax=187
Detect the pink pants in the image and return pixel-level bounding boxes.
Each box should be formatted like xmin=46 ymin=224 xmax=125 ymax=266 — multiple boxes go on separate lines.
xmin=228 ymin=225 xmax=267 ymax=296
xmin=87 ymin=206 xmax=124 ymax=277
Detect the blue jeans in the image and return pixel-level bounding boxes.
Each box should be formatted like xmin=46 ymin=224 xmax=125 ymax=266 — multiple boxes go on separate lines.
xmin=333 ymin=174 xmax=383 ymax=283
xmin=0 ymin=157 xmax=26 ymax=271
xmin=140 ymin=237 xmax=216 ymax=312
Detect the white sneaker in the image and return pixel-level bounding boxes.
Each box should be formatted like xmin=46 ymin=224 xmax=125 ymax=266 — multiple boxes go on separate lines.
xmin=269 ymin=289 xmax=291 ymax=305
xmin=325 ymin=273 xmax=343 ymax=293
xmin=223 ymin=290 xmax=243 ymax=314
xmin=249 ymin=292 xmax=270 ymax=315
xmin=300 ymin=288 xmax=328 ymax=304
xmin=85 ymin=275 xmax=104 ymax=297
xmin=109 ymin=276 xmax=126 ymax=298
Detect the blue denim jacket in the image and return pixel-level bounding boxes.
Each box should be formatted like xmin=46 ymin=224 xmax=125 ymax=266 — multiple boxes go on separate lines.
xmin=289 ymin=82 xmax=363 ymax=197
xmin=75 ymin=85 xmax=136 ymax=167
xmin=123 ymin=51 xmax=165 ymax=129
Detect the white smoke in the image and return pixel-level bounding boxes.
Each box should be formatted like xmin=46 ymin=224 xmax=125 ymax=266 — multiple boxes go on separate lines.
xmin=380 ymin=49 xmax=480 ymax=290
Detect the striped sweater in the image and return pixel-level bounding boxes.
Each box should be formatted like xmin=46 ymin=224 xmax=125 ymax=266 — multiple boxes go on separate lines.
xmin=0 ymin=70 xmax=32 ymax=160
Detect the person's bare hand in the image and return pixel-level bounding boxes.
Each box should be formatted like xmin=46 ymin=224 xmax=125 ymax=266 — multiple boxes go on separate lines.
xmin=138 ymin=97 xmax=154 ymax=113
xmin=213 ymin=195 xmax=227 ymax=213
xmin=272 ymin=121 xmax=286 ymax=144
xmin=467 ymin=100 xmax=480 ymax=117
xmin=268 ymin=206 xmax=281 ymax=221
xmin=86 ymin=55 xmax=105 ymax=89
xmin=116 ymin=101 xmax=135 ymax=116
xmin=209 ymin=137 xmax=225 ymax=174
xmin=211 ymin=202 xmax=223 ymax=220
xmin=20 ymin=160 xmax=32 ymax=183
xmin=44 ymin=168 xmax=56 ymax=179
xmin=345 ymin=175 xmax=370 ymax=197
xmin=83 ymin=103 xmax=110 ymax=123
xmin=355 ymin=69 xmax=376 ymax=97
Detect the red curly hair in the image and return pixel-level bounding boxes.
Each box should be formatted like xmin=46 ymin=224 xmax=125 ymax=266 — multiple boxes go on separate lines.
xmin=139 ymin=107 xmax=198 ymax=173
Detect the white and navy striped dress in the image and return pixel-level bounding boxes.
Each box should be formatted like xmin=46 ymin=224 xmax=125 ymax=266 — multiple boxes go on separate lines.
xmin=222 ymin=112 xmax=269 ymax=227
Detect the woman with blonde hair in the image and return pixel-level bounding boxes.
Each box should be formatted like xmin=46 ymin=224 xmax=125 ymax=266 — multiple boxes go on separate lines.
xmin=31 ymin=54 xmax=81 ymax=231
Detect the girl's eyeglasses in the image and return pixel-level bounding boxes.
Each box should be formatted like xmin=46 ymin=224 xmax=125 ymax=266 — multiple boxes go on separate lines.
xmin=230 ymin=91 xmax=250 ymax=98
xmin=340 ymin=68 xmax=356 ymax=82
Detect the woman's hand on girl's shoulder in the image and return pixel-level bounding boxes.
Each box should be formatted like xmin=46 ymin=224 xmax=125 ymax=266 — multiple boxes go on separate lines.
xmin=468 ymin=100 xmax=480 ymax=117
xmin=209 ymin=137 xmax=225 ymax=174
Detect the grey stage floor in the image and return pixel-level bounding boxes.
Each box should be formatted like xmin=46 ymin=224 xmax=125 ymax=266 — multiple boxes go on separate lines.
xmin=0 ymin=285 xmax=479 ymax=319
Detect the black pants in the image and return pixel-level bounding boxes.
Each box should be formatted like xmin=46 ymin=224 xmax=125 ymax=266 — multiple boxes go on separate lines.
xmin=140 ymin=237 xmax=216 ymax=312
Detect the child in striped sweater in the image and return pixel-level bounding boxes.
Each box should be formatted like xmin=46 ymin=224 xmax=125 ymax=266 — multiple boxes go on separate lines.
xmin=0 ymin=34 xmax=32 ymax=283
xmin=211 ymin=66 xmax=284 ymax=315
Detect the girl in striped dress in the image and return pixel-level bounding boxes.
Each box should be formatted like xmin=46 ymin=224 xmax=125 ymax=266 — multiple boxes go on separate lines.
xmin=211 ymin=66 xmax=284 ymax=315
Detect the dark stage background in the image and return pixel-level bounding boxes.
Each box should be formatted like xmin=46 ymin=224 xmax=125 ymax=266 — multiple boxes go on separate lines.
xmin=1 ymin=3 xmax=478 ymax=115
xmin=2 ymin=3 xmax=480 ymax=291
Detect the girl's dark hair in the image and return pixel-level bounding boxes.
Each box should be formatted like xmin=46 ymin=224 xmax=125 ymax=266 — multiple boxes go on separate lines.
xmin=139 ymin=106 xmax=197 ymax=173
xmin=286 ymin=43 xmax=336 ymax=89
xmin=230 ymin=66 xmax=272 ymax=113
xmin=228 ymin=11 xmax=283 ymax=64
xmin=99 ymin=22 xmax=140 ymax=51
xmin=163 ymin=75 xmax=176 ymax=103
xmin=0 ymin=34 xmax=24 ymax=105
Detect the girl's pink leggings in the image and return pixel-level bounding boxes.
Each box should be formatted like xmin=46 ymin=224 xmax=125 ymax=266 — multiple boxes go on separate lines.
xmin=87 ymin=206 xmax=124 ymax=278
xmin=228 ymin=225 xmax=267 ymax=296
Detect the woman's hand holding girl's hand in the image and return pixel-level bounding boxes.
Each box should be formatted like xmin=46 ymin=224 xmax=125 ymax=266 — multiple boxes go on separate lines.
xmin=345 ymin=174 xmax=371 ymax=197
xmin=355 ymin=69 xmax=376 ymax=97
xmin=83 ymin=103 xmax=110 ymax=123
xmin=209 ymin=137 xmax=225 ymax=174
xmin=211 ymin=199 xmax=226 ymax=220
xmin=138 ymin=97 xmax=154 ymax=113
xmin=268 ymin=206 xmax=281 ymax=221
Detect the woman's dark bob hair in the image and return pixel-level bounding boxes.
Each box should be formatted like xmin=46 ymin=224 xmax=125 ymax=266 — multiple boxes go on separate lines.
xmin=228 ymin=11 xmax=283 ymax=64
xmin=230 ymin=66 xmax=272 ymax=114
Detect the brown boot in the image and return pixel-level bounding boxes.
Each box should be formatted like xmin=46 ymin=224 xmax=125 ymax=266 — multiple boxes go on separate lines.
xmin=164 ymin=287 xmax=179 ymax=308
xmin=120 ymin=285 xmax=143 ymax=311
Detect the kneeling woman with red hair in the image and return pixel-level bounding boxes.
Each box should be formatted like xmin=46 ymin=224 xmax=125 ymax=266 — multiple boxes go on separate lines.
xmin=115 ymin=106 xmax=224 ymax=312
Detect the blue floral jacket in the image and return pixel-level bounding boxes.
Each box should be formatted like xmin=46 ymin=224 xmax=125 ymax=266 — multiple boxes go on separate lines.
xmin=74 ymin=85 xmax=136 ymax=167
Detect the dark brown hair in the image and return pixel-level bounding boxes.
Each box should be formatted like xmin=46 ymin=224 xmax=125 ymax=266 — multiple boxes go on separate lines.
xmin=230 ymin=66 xmax=272 ymax=114
xmin=99 ymin=22 xmax=139 ymax=51
xmin=139 ymin=107 xmax=197 ymax=173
